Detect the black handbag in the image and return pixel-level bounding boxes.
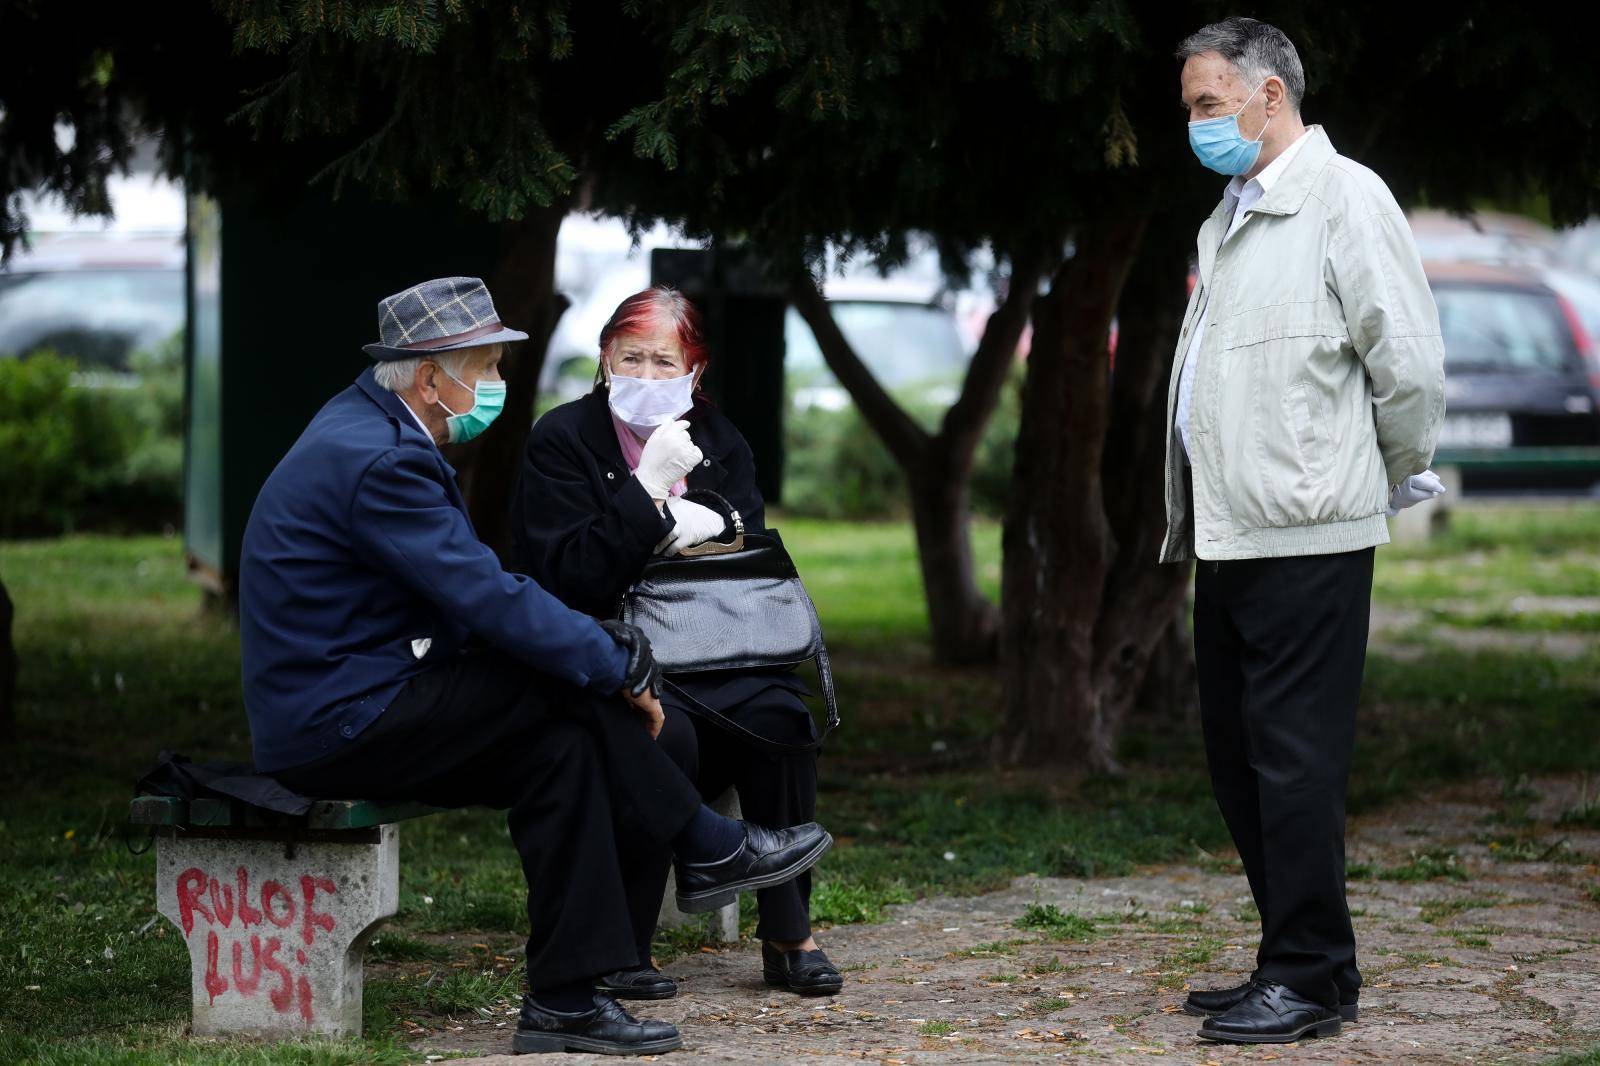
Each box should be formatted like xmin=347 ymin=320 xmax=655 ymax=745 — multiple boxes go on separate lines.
xmin=617 ymin=491 xmax=839 ymax=753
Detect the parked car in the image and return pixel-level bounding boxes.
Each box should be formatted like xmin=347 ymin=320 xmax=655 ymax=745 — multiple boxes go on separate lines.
xmin=1555 ymin=219 xmax=1600 ymax=277
xmin=538 ymin=221 xmax=992 ymax=417
xmin=784 ymin=274 xmax=971 ymax=418
xmin=0 ymin=170 xmax=185 ymax=375
xmin=1409 ymin=209 xmax=1559 ymax=269
xmin=1427 ymin=260 xmax=1600 ymax=493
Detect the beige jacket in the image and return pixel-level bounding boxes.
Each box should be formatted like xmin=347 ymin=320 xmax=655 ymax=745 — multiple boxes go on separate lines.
xmin=1161 ymin=126 xmax=1446 ymax=563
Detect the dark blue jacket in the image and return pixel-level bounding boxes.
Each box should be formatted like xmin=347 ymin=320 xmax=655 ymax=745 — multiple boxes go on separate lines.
xmin=240 ymin=369 xmax=627 ymax=772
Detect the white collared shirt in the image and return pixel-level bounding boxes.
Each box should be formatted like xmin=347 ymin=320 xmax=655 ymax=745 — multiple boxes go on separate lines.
xmin=399 ymin=397 xmax=435 ymax=440
xmin=1176 ymin=127 xmax=1314 ymax=464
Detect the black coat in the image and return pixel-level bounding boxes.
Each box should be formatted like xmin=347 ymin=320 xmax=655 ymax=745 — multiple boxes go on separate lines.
xmin=510 ymin=386 xmax=764 ymax=619
xmin=510 ymin=387 xmax=811 ymax=736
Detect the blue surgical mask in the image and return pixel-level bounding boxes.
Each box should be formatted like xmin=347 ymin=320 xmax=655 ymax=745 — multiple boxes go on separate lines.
xmin=1187 ymin=78 xmax=1274 ymax=176
xmin=435 ymin=368 xmax=506 ymax=443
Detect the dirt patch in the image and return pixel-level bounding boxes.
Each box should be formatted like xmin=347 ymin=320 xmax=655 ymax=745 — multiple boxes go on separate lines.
xmin=416 ymin=775 xmax=1600 ymax=1064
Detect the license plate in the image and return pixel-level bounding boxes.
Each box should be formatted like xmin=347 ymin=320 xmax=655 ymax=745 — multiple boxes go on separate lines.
xmin=1438 ymin=412 xmax=1512 ymax=449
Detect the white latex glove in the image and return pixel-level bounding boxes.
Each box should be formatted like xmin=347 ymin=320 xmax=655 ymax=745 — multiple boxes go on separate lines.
xmin=654 ymin=497 xmax=728 ymax=556
xmin=1386 ymin=469 xmax=1447 ymax=518
xmin=633 ymin=420 xmax=702 ymax=500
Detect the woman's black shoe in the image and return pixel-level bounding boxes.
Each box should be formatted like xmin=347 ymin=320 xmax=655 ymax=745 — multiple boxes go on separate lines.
xmin=513 ymin=992 xmax=682 ymax=1055
xmin=674 ymin=821 xmax=832 ymax=913
xmin=1197 ymin=981 xmax=1342 ymax=1044
xmin=762 ymin=942 xmax=844 ymax=996
xmin=595 ymin=966 xmax=678 ymax=1000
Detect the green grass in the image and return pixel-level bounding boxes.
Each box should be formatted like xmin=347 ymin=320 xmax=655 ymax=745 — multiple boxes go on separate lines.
xmin=779 ymin=516 xmax=1002 ymax=653
xmin=1480 ymin=833 xmax=1587 ymax=864
xmin=917 ymin=1019 xmax=955 ymax=1036
xmin=1419 ymin=896 xmax=1502 ymax=924
xmin=949 ymin=939 xmax=1025 ymax=958
xmin=1015 ymin=904 xmax=1098 ymax=942
xmin=1153 ymin=934 xmax=1224 ymax=988
xmin=1559 ymin=777 xmax=1600 ymax=829
xmin=1377 ymin=505 xmax=1600 ymax=603
xmin=2 ymin=504 xmax=1598 ymax=1060
xmin=1378 ymin=847 xmax=1469 ymax=882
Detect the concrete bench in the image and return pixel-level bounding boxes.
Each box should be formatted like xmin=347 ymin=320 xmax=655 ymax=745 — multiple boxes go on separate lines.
xmin=132 ymin=788 xmax=741 ymax=1039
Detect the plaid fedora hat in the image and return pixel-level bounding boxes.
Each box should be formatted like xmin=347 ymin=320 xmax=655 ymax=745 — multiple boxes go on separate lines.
xmin=363 ymin=276 xmax=529 ymax=361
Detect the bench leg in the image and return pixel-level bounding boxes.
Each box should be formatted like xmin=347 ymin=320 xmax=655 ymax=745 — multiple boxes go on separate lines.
xmin=155 ymin=825 xmax=400 ymax=1038
xmin=658 ymin=788 xmax=742 ymax=946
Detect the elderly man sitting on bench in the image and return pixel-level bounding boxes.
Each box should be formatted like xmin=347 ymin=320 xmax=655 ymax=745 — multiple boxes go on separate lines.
xmin=238 ymin=277 xmax=832 ymax=1057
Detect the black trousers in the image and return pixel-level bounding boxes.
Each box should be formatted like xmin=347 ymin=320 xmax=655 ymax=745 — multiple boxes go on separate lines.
xmin=1193 ymin=548 xmax=1373 ymax=1009
xmin=274 ymin=650 xmax=702 ymax=991
xmin=619 ymin=675 xmax=819 ymax=959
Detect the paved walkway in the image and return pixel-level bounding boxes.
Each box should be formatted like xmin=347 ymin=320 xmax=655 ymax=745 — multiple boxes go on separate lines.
xmin=423 ymin=774 xmax=1600 ymax=1064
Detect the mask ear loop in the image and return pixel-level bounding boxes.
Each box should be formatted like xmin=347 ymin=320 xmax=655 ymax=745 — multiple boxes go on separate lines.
xmin=431 ymin=361 xmax=469 ymax=417
xmin=1238 ymin=76 xmax=1276 ymax=144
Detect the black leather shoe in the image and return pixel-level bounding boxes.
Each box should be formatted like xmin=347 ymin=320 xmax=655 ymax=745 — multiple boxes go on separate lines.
xmin=595 ymin=966 xmax=677 ymax=1000
xmin=675 ymin=821 xmax=832 ymax=913
xmin=762 ymin=942 xmax=844 ymax=996
xmin=1185 ymin=978 xmax=1358 ymax=1021
xmin=1198 ymin=981 xmax=1342 ymax=1044
xmin=513 ymin=992 xmax=682 ymax=1055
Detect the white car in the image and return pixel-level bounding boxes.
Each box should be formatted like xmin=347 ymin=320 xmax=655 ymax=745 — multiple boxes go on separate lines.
xmin=0 ymin=169 xmax=186 ymax=374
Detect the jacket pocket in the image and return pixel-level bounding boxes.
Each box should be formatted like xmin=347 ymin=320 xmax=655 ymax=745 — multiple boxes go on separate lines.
xmin=1283 ymin=382 xmax=1333 ymax=482
xmin=1219 ymin=308 xmax=1346 ymax=351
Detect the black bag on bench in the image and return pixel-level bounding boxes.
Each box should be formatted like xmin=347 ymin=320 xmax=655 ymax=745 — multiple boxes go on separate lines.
xmin=136 ymin=750 xmax=315 ymax=815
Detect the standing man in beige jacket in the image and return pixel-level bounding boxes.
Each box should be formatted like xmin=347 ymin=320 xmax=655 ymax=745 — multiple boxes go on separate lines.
xmin=1164 ymin=17 xmax=1447 ymax=1044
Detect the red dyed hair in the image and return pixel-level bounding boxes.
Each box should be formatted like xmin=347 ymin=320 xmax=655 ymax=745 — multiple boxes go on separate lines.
xmin=598 ymin=286 xmax=710 ymax=370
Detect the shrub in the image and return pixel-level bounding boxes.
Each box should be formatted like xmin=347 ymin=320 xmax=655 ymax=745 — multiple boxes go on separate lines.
xmin=780 ymin=368 xmax=1020 ymax=520
xmin=0 ymin=333 xmax=183 ymax=538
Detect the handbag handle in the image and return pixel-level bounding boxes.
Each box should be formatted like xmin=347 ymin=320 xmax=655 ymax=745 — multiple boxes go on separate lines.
xmin=674 ymin=489 xmax=746 ymax=557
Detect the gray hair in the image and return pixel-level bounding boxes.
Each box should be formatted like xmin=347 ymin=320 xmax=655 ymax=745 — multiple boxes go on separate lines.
xmin=371 ymin=348 xmax=476 ymax=393
xmin=1177 ymin=17 xmax=1305 ymax=111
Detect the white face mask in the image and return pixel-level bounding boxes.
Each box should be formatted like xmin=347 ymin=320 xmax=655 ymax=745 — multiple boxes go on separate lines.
xmin=606 ymin=370 xmax=696 ymax=437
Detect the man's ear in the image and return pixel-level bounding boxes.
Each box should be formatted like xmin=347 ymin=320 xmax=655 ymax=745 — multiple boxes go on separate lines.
xmin=1264 ymin=75 xmax=1286 ymax=117
xmin=414 ymin=359 xmax=440 ymax=403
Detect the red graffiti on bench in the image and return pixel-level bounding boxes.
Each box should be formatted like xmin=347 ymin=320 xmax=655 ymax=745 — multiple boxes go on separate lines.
xmin=175 ymin=866 xmax=337 ymax=1021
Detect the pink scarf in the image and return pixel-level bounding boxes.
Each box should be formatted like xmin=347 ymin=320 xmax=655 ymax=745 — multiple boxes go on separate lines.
xmin=611 ymin=411 xmax=687 ymax=497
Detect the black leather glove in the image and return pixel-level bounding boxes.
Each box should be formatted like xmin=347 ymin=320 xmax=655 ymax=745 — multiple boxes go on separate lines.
xmin=598 ymin=620 xmax=662 ymax=699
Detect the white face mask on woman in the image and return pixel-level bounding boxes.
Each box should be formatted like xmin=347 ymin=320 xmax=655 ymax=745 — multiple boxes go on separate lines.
xmin=607 ymin=370 xmax=696 ymax=437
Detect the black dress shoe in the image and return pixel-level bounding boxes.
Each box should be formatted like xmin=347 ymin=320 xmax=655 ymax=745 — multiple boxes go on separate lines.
xmin=513 ymin=992 xmax=682 ymax=1055
xmin=1185 ymin=978 xmax=1359 ymax=1021
xmin=675 ymin=821 xmax=832 ymax=913
xmin=1198 ymin=980 xmax=1342 ymax=1044
xmin=762 ymin=942 xmax=844 ymax=996
xmin=595 ymin=965 xmax=677 ymax=1000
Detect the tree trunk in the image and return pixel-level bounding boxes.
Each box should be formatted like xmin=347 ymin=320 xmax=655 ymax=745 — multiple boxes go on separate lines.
xmin=789 ymin=250 xmax=1041 ymax=664
xmin=456 ymin=204 xmax=570 ymax=560
xmin=908 ymin=457 xmax=999 ymax=663
xmin=999 ymin=217 xmax=1145 ymax=770
xmin=1094 ymin=206 xmax=1200 ymax=731
xmin=998 ymin=205 xmax=1199 ymax=770
xmin=0 ymin=575 xmax=15 ymax=743
xmin=1134 ymin=611 xmax=1197 ymax=726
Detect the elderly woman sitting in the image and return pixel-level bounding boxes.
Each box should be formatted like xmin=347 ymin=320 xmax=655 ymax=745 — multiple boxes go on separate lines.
xmin=511 ymin=286 xmax=840 ymax=999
